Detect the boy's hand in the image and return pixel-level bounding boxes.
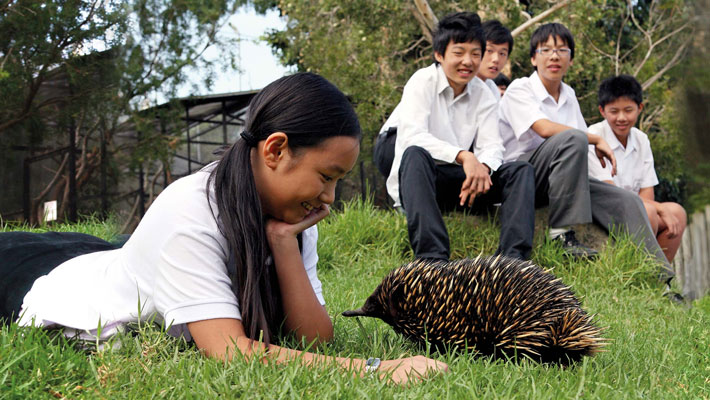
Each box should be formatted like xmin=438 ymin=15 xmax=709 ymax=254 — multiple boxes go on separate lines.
xmin=657 ymin=204 xmax=682 ymax=238
xmin=456 ymin=151 xmax=492 ymax=207
xmin=589 ymin=134 xmax=617 ymax=176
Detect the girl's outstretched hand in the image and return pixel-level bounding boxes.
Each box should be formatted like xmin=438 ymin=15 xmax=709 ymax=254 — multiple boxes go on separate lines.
xmin=265 ymin=204 xmax=330 ymax=242
xmin=378 ymin=355 xmax=449 ymax=385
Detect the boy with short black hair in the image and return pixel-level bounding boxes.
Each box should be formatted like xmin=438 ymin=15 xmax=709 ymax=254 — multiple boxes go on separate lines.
xmin=498 ymin=23 xmax=675 ymax=282
xmin=376 ymin=12 xmax=535 ymax=261
xmin=493 ymin=73 xmax=511 ymax=97
xmin=588 ymin=74 xmax=687 ymax=262
xmin=477 ymin=20 xmax=514 ymax=100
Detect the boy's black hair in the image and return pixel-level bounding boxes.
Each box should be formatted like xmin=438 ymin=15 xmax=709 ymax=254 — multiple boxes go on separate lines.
xmin=598 ymin=74 xmax=643 ymax=107
xmin=482 ymin=20 xmax=514 ymax=54
xmin=433 ymin=12 xmax=485 ymax=63
xmin=493 ymin=73 xmax=511 ymax=87
xmin=529 ymin=23 xmax=575 ymax=60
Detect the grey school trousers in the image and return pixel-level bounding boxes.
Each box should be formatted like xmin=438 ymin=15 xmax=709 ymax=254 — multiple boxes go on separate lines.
xmin=398 ymin=146 xmax=536 ymax=261
xmin=520 ymin=129 xmax=675 ymax=282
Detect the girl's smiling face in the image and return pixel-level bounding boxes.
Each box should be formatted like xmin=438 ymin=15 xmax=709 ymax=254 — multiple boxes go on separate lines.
xmin=254 ymin=134 xmax=360 ymax=224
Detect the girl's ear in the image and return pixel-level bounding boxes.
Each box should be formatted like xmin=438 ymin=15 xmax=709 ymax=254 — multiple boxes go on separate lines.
xmin=261 ymin=132 xmax=289 ymax=169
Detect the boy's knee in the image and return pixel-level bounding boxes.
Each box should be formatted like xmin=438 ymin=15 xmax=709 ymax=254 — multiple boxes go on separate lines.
xmin=506 ymin=160 xmax=533 ymax=171
xmin=559 ymin=129 xmax=588 ymax=151
xmin=612 ymin=186 xmax=645 ymax=213
xmin=401 ymin=146 xmax=431 ymax=164
xmin=668 ymin=202 xmax=687 ymax=225
xmin=399 ymin=146 xmax=436 ymax=179
xmin=505 ymin=161 xmax=535 ymax=181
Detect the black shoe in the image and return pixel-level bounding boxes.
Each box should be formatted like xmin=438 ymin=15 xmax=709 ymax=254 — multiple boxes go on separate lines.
xmin=663 ymin=291 xmax=686 ymax=304
xmin=663 ymin=284 xmax=686 ymax=305
xmin=552 ymin=230 xmax=599 ymax=259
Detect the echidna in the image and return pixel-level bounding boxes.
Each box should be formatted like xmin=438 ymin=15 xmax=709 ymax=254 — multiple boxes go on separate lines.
xmin=343 ymin=256 xmax=606 ymax=364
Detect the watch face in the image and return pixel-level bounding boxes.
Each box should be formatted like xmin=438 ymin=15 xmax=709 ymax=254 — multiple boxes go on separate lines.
xmin=365 ymin=357 xmax=381 ymax=372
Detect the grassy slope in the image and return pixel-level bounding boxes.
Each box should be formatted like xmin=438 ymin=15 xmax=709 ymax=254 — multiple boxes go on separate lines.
xmin=2 ymin=202 xmax=709 ymax=399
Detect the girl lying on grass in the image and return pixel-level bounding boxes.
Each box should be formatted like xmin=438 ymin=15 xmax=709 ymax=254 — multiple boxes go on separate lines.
xmin=0 ymin=73 xmax=447 ymax=384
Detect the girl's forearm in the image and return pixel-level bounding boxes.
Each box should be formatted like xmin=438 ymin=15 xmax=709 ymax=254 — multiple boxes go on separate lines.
xmin=194 ymin=321 xmax=364 ymax=374
xmin=235 ymin=336 xmax=366 ymax=374
xmin=270 ymin=237 xmax=334 ymax=343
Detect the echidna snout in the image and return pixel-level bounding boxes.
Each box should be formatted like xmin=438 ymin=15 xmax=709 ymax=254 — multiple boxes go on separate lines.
xmin=342 ymin=282 xmax=401 ymax=324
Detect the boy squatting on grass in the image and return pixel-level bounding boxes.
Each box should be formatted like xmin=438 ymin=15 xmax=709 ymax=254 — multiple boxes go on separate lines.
xmin=587 ymin=75 xmax=687 ymax=263
xmin=374 ymin=12 xmax=536 ymax=261
xmin=0 ymin=73 xmax=447 ymax=384
xmin=497 ymin=22 xmax=676 ymax=284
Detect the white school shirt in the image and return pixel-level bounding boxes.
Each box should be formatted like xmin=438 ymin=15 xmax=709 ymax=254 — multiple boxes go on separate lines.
xmin=498 ymin=71 xmax=587 ymax=162
xmin=379 ymin=104 xmax=400 ymax=135
xmin=18 ymin=166 xmax=325 ymax=342
xmin=587 ymin=120 xmax=658 ymax=193
xmin=483 ymin=78 xmax=502 ymax=101
xmin=384 ymin=64 xmax=503 ymax=207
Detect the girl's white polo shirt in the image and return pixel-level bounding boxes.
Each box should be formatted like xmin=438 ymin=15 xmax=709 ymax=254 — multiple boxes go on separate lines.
xmin=17 ymin=166 xmax=325 ymax=342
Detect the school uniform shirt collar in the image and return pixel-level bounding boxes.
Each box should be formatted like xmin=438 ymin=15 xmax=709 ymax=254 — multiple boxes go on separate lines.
xmin=435 ymin=64 xmax=471 ymax=102
xmin=602 ymin=119 xmax=638 ymax=154
xmin=529 ymin=71 xmax=573 ymax=108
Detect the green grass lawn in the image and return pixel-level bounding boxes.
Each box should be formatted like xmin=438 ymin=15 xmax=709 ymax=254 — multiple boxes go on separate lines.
xmin=2 ymin=201 xmax=710 ymax=399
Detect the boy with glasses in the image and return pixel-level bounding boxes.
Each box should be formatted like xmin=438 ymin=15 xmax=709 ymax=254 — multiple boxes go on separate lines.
xmin=498 ymin=23 xmax=675 ymax=284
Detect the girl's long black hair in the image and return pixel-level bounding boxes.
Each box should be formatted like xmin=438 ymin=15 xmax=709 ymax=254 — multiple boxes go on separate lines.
xmin=207 ymin=73 xmax=361 ymax=344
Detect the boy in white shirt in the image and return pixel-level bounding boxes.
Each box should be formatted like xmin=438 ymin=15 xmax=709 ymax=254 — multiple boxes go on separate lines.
xmin=498 ymin=23 xmax=675 ymax=283
xmin=476 ymin=20 xmax=513 ymax=101
xmin=375 ymin=12 xmax=535 ymax=261
xmin=588 ymin=75 xmax=686 ymax=262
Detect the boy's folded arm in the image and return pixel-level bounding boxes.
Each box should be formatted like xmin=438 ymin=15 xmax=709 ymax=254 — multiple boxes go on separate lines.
xmin=587 ymin=145 xmax=613 ymax=182
xmin=500 ymin=83 xmax=553 ymax=139
xmin=533 ymin=120 xmax=608 ymax=157
xmin=530 ymin=119 xmax=576 ymax=138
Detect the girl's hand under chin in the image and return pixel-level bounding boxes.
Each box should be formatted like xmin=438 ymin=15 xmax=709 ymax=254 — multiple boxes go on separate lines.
xmin=266 ymin=204 xmax=330 ymax=243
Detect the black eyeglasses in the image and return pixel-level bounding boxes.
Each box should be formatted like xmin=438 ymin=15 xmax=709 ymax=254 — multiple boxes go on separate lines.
xmin=535 ymin=48 xmax=571 ymax=58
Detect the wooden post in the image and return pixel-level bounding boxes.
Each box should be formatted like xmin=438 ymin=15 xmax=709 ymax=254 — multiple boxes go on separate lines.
xmin=100 ymin=124 xmax=108 ymax=218
xmin=222 ymin=100 xmax=228 ymax=145
xmin=673 ymin=236 xmax=684 ymax=289
xmin=681 ymin=222 xmax=693 ymax=298
xmin=360 ymin=160 xmax=366 ymax=202
xmin=23 ymin=158 xmax=30 ymax=223
xmin=186 ymin=104 xmax=192 ymax=174
xmin=67 ymin=123 xmax=78 ymax=222
xmin=697 ymin=209 xmax=709 ymax=297
xmin=703 ymin=205 xmax=710 ymax=296
xmin=138 ymin=161 xmax=145 ymax=218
